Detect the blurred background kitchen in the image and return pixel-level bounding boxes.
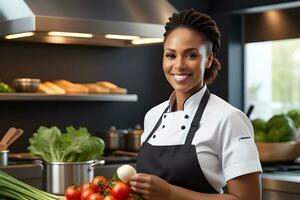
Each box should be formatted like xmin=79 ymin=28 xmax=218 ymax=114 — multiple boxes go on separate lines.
xmin=1 ymin=0 xmax=300 ymax=200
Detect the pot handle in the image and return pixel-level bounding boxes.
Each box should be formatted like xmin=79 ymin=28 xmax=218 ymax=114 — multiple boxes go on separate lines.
xmin=34 ymin=160 xmax=43 ymax=170
xmin=89 ymin=160 xmax=105 ymax=170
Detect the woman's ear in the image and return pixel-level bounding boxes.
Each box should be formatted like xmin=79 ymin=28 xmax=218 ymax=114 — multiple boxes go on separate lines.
xmin=205 ymin=52 xmax=214 ymax=69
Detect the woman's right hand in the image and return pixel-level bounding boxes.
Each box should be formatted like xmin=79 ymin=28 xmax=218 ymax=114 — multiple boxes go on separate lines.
xmin=130 ymin=173 xmax=171 ymax=200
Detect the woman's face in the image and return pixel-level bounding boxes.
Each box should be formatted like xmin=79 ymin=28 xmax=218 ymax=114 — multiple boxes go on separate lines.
xmin=163 ymin=27 xmax=212 ymax=94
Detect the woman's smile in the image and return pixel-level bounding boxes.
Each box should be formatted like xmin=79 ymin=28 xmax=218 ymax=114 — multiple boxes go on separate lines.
xmin=172 ymin=73 xmax=192 ymax=83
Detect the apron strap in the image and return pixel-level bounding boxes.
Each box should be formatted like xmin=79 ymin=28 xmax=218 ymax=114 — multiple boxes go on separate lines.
xmin=183 ymin=88 xmax=210 ymax=152
xmin=144 ymin=106 xmax=169 ymax=143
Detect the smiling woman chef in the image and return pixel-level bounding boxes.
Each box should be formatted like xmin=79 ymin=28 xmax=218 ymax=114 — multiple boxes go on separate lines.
xmin=130 ymin=9 xmax=262 ymax=200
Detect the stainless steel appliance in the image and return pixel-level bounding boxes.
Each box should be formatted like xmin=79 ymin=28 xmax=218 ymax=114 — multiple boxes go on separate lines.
xmin=35 ymin=160 xmax=105 ymax=195
xmin=262 ymin=161 xmax=300 ymax=200
xmin=0 ymin=0 xmax=178 ymax=47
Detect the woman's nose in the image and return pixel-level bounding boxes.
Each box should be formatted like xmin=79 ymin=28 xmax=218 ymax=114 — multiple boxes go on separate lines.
xmin=174 ymin=57 xmax=186 ymax=70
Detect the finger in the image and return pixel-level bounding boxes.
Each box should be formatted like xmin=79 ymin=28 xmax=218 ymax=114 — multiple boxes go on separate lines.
xmin=131 ymin=186 xmax=149 ymax=195
xmin=130 ymin=181 xmax=150 ymax=190
xmin=131 ymin=173 xmax=151 ymax=182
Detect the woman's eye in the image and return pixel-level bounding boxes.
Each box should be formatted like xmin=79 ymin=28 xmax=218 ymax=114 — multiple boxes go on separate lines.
xmin=186 ymin=53 xmax=197 ymax=59
xmin=165 ymin=53 xmax=176 ymax=60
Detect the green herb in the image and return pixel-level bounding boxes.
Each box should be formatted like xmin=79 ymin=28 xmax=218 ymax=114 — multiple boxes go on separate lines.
xmin=0 ymin=82 xmax=14 ymax=93
xmin=28 ymin=126 xmax=105 ymax=162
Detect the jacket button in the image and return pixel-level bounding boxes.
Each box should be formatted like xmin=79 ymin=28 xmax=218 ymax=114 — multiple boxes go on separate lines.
xmin=163 ymin=115 xmax=167 ymax=118
xmin=181 ymin=126 xmax=186 ymax=130
xmin=184 ymin=115 xmax=189 ymax=119
xmin=162 ymin=125 xmax=165 ymax=128
xmin=153 ymin=135 xmax=156 ymax=139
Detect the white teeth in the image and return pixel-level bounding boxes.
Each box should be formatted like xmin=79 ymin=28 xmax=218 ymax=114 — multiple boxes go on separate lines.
xmin=173 ymin=74 xmax=189 ymax=82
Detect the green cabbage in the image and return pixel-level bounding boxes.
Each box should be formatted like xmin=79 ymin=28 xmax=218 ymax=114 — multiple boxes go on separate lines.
xmin=287 ymin=109 xmax=300 ymax=128
xmin=266 ymin=114 xmax=295 ymax=142
xmin=28 ymin=126 xmax=105 ymax=162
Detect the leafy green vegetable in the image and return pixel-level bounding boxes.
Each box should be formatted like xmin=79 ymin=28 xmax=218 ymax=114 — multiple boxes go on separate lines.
xmin=252 ymin=118 xmax=267 ymax=131
xmin=0 ymin=170 xmax=60 ymax=200
xmin=287 ymin=109 xmax=300 ymax=128
xmin=252 ymin=114 xmax=297 ymax=142
xmin=0 ymin=82 xmax=14 ymax=93
xmin=28 ymin=126 xmax=105 ymax=162
xmin=254 ymin=130 xmax=268 ymax=142
xmin=266 ymin=114 xmax=295 ymax=142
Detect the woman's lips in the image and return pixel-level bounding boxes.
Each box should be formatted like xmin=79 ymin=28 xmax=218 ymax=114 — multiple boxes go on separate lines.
xmin=172 ymin=74 xmax=191 ymax=83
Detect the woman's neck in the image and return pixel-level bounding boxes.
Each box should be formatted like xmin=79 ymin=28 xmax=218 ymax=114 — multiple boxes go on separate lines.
xmin=173 ymin=84 xmax=204 ymax=111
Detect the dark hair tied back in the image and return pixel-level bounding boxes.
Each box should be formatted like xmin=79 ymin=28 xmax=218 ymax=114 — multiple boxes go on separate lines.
xmin=164 ymin=8 xmax=221 ymax=84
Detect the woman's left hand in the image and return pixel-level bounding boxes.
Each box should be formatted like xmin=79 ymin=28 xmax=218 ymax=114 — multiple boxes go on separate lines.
xmin=130 ymin=173 xmax=171 ymax=200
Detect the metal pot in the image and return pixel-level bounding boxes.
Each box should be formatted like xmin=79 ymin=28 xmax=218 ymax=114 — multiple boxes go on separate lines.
xmin=126 ymin=125 xmax=143 ymax=152
xmin=35 ymin=159 xmax=105 ymax=195
xmin=0 ymin=150 xmax=9 ymax=166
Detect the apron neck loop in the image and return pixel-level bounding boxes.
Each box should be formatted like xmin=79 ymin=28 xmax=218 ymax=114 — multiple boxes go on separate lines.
xmin=183 ymin=88 xmax=210 ymax=153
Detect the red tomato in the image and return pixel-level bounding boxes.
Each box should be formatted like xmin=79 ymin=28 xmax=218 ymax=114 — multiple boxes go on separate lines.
xmin=65 ymin=185 xmax=81 ymax=200
xmin=125 ymin=198 xmax=134 ymax=200
xmin=81 ymin=189 xmax=95 ymax=200
xmin=103 ymin=196 xmax=117 ymax=200
xmin=91 ymin=176 xmax=108 ymax=192
xmin=111 ymin=182 xmax=131 ymax=200
xmin=87 ymin=193 xmax=105 ymax=200
xmin=82 ymin=182 xmax=93 ymax=190
xmin=104 ymin=187 xmax=112 ymax=196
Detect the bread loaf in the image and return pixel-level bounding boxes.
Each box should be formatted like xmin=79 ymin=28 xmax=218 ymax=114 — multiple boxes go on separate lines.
xmin=110 ymin=87 xmax=127 ymax=94
xmin=84 ymin=84 xmax=110 ymax=94
xmin=96 ymin=81 xmax=127 ymax=94
xmin=96 ymin=81 xmax=118 ymax=89
xmin=44 ymin=82 xmax=66 ymax=94
xmin=53 ymin=80 xmax=89 ymax=94
xmin=38 ymin=83 xmax=57 ymax=94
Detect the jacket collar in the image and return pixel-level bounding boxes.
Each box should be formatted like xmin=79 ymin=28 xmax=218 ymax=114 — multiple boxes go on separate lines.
xmin=168 ymin=84 xmax=207 ymax=113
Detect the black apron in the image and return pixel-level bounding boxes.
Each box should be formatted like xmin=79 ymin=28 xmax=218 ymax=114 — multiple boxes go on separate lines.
xmin=136 ymin=89 xmax=218 ymax=193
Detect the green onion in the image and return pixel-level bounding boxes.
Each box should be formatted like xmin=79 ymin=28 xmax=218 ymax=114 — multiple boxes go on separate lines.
xmin=0 ymin=171 xmax=61 ymax=200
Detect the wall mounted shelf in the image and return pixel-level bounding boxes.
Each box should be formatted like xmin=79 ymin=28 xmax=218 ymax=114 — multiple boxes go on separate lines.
xmin=0 ymin=93 xmax=138 ymax=102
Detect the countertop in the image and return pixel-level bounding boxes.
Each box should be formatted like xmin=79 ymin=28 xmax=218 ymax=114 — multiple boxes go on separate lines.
xmin=1 ymin=161 xmax=300 ymax=195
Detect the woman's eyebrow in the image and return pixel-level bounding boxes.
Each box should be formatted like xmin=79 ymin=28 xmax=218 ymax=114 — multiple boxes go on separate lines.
xmin=164 ymin=48 xmax=175 ymax=52
xmin=164 ymin=48 xmax=198 ymax=52
xmin=184 ymin=48 xmax=198 ymax=52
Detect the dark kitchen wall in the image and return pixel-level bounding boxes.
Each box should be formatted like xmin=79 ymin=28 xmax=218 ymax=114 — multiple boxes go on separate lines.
xmin=245 ymin=7 xmax=300 ymax=42
xmin=0 ymin=0 xmax=215 ymax=152
xmin=0 ymin=41 xmax=172 ymax=152
xmin=211 ymin=0 xmax=300 ymax=110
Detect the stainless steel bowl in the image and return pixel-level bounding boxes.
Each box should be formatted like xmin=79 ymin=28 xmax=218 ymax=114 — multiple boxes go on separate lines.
xmin=12 ymin=78 xmax=41 ymax=92
xmin=0 ymin=150 xmax=9 ymax=166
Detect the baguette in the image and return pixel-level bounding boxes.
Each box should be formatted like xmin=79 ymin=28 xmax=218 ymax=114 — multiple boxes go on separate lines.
xmin=84 ymin=83 xmax=110 ymax=94
xmin=38 ymin=83 xmax=56 ymax=94
xmin=96 ymin=81 xmax=119 ymax=89
xmin=53 ymin=80 xmax=89 ymax=94
xmin=44 ymin=82 xmax=66 ymax=94
xmin=110 ymin=87 xmax=127 ymax=94
xmin=96 ymin=81 xmax=127 ymax=94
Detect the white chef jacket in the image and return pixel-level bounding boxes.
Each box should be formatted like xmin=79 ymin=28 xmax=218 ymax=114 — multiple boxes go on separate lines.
xmin=141 ymin=85 xmax=262 ymax=193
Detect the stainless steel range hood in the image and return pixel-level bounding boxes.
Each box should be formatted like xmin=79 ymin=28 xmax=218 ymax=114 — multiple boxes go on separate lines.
xmin=0 ymin=0 xmax=178 ymax=47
